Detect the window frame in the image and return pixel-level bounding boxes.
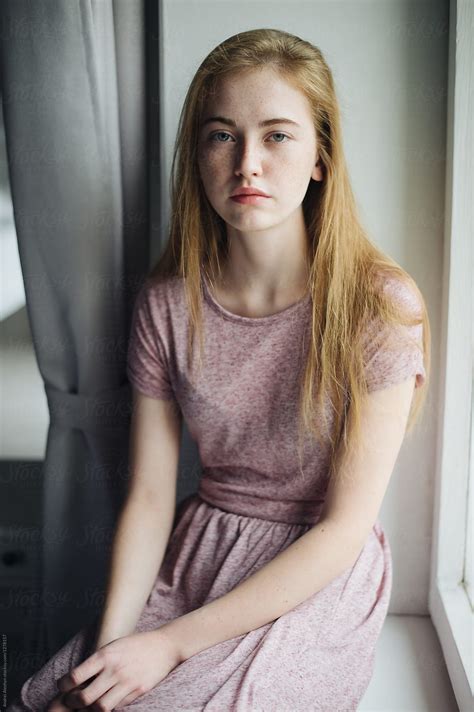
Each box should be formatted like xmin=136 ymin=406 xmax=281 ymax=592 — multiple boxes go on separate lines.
xmin=428 ymin=1 xmax=473 ymax=708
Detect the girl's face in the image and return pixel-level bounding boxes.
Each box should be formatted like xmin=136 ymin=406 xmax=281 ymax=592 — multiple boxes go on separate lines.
xmin=197 ymin=67 xmax=323 ymax=235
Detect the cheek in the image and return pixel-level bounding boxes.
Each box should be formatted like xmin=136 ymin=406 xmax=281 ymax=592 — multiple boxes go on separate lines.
xmin=281 ymin=155 xmax=315 ymax=191
xmin=198 ymin=151 xmax=227 ymax=186
xmin=272 ymin=162 xmax=307 ymax=196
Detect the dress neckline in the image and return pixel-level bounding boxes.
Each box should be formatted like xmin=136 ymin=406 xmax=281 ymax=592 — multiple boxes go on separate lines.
xmin=201 ymin=272 xmax=311 ymax=326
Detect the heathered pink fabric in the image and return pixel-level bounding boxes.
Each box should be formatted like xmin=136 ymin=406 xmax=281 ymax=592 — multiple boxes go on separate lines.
xmin=8 ymin=272 xmax=425 ymax=711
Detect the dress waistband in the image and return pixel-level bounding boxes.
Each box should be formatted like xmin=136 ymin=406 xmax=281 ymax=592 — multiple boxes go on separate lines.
xmin=197 ymin=476 xmax=326 ymax=526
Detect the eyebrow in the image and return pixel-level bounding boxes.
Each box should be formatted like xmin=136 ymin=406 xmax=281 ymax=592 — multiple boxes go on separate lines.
xmin=201 ymin=116 xmax=301 ymax=128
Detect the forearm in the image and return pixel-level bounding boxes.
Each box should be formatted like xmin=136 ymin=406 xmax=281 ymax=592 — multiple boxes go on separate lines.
xmin=164 ymin=517 xmax=366 ymax=662
xmin=94 ymin=491 xmax=175 ymax=648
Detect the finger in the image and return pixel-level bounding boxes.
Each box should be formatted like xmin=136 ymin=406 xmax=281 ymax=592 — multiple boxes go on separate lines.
xmin=116 ymin=688 xmax=145 ymax=706
xmin=91 ymin=682 xmax=138 ymax=710
xmin=62 ymin=672 xmax=115 ymax=709
xmin=56 ymin=653 xmax=102 ymax=693
xmin=45 ymin=693 xmax=70 ymax=711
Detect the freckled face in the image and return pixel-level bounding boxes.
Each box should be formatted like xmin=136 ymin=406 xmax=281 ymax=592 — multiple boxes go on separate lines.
xmin=197 ymin=67 xmax=322 ymax=233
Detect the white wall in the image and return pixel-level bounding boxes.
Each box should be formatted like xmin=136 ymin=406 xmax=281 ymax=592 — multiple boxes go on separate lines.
xmin=161 ymin=0 xmax=449 ymax=615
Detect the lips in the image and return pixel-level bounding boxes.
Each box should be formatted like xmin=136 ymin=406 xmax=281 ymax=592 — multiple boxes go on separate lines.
xmin=230 ymin=187 xmax=270 ymax=198
xmin=230 ymin=193 xmax=270 ymax=204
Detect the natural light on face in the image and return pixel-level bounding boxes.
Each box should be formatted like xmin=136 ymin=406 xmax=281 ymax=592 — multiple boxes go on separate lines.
xmin=197 ymin=66 xmax=321 ymax=236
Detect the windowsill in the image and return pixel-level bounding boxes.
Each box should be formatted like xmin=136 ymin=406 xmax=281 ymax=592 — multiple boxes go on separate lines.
xmin=360 ymin=614 xmax=458 ymax=711
xmin=429 ymin=581 xmax=473 ymax=710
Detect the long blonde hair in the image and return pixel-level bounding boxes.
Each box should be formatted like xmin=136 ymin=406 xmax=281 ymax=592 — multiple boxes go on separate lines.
xmin=148 ymin=28 xmax=431 ymax=485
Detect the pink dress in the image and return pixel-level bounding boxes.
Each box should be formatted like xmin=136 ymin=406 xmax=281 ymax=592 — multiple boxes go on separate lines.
xmin=8 ymin=272 xmax=426 ymax=711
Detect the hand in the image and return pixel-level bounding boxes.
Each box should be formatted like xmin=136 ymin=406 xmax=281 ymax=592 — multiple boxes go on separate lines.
xmin=55 ymin=628 xmax=182 ymax=710
xmin=45 ymin=694 xmax=70 ymax=711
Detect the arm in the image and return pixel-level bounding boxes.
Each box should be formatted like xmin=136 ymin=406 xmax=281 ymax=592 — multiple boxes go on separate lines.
xmin=94 ymin=388 xmax=182 ymax=648
xmin=161 ymin=376 xmax=416 ymax=663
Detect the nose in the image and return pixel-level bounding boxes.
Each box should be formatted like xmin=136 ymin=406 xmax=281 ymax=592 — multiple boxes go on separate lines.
xmin=234 ymin=138 xmax=263 ymax=178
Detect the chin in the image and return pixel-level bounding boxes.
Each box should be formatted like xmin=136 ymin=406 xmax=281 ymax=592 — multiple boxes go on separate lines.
xmin=226 ymin=216 xmax=276 ymax=231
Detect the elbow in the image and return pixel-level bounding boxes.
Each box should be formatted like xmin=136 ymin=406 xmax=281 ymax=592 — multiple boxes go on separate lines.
xmin=315 ymin=515 xmax=374 ymax=568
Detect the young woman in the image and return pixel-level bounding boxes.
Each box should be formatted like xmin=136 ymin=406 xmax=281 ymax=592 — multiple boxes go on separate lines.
xmin=9 ymin=28 xmax=430 ymax=711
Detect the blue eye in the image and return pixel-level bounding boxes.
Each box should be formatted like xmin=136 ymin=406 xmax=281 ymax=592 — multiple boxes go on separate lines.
xmin=211 ymin=131 xmax=232 ymax=142
xmin=271 ymin=133 xmax=289 ymax=143
xmin=209 ymin=131 xmax=290 ymax=143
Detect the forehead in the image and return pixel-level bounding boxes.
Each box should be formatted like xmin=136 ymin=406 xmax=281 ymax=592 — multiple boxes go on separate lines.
xmin=202 ymin=67 xmax=312 ymax=123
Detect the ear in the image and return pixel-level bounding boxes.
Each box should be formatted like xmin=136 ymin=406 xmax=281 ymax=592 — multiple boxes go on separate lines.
xmin=312 ymin=158 xmax=323 ymax=182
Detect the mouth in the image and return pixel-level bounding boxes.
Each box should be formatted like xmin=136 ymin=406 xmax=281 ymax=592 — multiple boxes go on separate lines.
xmin=230 ymin=187 xmax=271 ymax=198
xmin=230 ymin=194 xmax=271 ymax=204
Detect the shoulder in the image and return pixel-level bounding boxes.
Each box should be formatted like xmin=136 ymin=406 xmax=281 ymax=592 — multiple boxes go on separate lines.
xmin=373 ymin=270 xmax=424 ymax=320
xmin=138 ymin=274 xmax=186 ymax=318
xmin=359 ymin=270 xmax=425 ymax=358
xmin=140 ymin=273 xmax=184 ymax=300
xmin=359 ymin=271 xmax=427 ymax=391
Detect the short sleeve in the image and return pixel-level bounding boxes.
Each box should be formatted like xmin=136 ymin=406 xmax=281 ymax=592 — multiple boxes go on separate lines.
xmin=126 ymin=281 xmax=175 ymax=400
xmin=362 ymin=280 xmax=426 ymax=393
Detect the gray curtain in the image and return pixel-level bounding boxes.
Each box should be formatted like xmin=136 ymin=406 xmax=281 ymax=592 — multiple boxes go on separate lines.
xmin=1 ymin=0 xmax=148 ymax=658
